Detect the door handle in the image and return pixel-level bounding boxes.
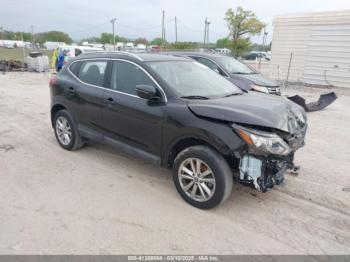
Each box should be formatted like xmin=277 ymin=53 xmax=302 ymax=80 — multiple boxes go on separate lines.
xmin=67 ymin=87 xmax=75 ymax=94
xmin=104 ymin=97 xmax=116 ymax=104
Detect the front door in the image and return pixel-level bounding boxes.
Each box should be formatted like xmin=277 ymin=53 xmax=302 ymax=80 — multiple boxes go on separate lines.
xmin=102 ymin=60 xmax=166 ymax=157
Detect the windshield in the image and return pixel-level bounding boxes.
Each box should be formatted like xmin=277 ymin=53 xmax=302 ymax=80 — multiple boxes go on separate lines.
xmin=216 ymin=57 xmax=255 ymax=74
xmin=147 ymin=61 xmax=242 ymax=98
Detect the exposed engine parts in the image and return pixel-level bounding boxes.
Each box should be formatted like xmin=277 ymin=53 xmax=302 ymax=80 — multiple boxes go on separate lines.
xmin=239 ymin=154 xmax=298 ymax=192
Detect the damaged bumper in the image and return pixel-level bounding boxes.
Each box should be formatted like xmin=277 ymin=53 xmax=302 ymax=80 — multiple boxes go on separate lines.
xmin=238 ymin=154 xmax=295 ymax=192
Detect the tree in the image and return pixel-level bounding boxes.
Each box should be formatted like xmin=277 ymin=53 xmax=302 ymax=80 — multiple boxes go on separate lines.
xmin=100 ymin=33 xmax=114 ymax=44
xmin=224 ymin=6 xmax=265 ymax=57
xmin=134 ymin=38 xmax=148 ymax=45
xmin=170 ymin=42 xmax=198 ymax=50
xmin=150 ymin=37 xmax=163 ymax=46
xmin=216 ymin=38 xmax=231 ymax=49
xmin=35 ymin=31 xmax=72 ymax=45
xmin=80 ymin=36 xmax=102 ymax=43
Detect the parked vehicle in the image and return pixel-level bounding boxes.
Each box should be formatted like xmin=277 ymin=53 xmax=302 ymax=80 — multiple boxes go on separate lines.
xmin=167 ymin=52 xmax=337 ymax=112
xmin=244 ymin=51 xmax=271 ymax=61
xmin=166 ymin=51 xmax=281 ymax=95
xmin=50 ymin=52 xmax=307 ymax=209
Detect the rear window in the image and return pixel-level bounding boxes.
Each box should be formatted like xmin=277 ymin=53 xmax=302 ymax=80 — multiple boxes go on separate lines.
xmin=76 ymin=60 xmax=107 ymax=87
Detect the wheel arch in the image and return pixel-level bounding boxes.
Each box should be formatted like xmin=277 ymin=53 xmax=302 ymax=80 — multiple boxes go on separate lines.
xmin=164 ymin=135 xmax=233 ymax=169
xmin=51 ymin=104 xmax=67 ymax=127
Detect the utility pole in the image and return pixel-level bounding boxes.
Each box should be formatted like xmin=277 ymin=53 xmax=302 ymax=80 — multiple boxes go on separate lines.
xmin=110 ymin=18 xmax=116 ymax=51
xmin=161 ymin=10 xmax=165 ymax=48
xmin=175 ymin=16 xmax=178 ymax=44
xmin=203 ymin=18 xmax=207 ymax=46
xmin=206 ymin=20 xmax=210 ymax=47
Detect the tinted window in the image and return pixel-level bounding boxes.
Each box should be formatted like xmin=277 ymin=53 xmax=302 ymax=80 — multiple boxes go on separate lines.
xmin=216 ymin=57 xmax=255 ymax=74
xmin=77 ymin=60 xmax=107 ymax=87
xmin=110 ymin=61 xmax=155 ymax=96
xmin=75 ymin=48 xmax=82 ymax=57
xmin=69 ymin=61 xmax=80 ymax=76
xmin=192 ymin=57 xmax=220 ymax=73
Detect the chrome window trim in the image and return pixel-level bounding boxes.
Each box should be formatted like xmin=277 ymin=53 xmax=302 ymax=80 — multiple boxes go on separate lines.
xmin=67 ymin=58 xmax=168 ymax=103
xmin=190 ymin=55 xmax=230 ymax=77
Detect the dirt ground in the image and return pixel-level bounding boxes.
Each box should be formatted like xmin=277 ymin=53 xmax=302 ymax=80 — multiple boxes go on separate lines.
xmin=0 ymin=72 xmax=349 ymax=255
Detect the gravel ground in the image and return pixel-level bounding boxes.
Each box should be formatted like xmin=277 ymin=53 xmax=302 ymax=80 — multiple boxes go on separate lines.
xmin=0 ymin=72 xmax=349 ymax=254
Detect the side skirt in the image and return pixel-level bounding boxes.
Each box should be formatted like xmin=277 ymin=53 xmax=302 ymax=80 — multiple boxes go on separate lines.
xmin=78 ymin=125 xmax=161 ymax=166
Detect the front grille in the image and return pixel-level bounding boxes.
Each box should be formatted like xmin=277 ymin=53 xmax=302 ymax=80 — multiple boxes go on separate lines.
xmin=267 ymin=87 xmax=281 ymax=95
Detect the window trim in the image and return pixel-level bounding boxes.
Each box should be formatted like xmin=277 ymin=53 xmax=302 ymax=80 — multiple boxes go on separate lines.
xmin=189 ymin=56 xmax=229 ymax=77
xmin=68 ymin=58 xmax=109 ymax=88
xmin=67 ymin=58 xmax=167 ymax=103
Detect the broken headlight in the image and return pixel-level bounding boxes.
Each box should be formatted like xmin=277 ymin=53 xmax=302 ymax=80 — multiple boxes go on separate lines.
xmin=250 ymin=85 xmax=269 ymax=94
xmin=233 ymin=124 xmax=291 ymax=156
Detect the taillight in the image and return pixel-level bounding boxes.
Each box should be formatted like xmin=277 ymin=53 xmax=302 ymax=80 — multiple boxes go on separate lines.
xmin=49 ymin=75 xmax=58 ymax=87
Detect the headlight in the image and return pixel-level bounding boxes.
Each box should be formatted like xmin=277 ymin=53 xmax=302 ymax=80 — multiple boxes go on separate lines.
xmin=250 ymin=85 xmax=269 ymax=94
xmin=233 ymin=124 xmax=291 ymax=156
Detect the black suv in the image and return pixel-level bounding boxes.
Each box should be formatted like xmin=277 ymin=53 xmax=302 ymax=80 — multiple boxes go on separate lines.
xmin=164 ymin=51 xmax=281 ymax=95
xmin=50 ymin=52 xmax=307 ymax=209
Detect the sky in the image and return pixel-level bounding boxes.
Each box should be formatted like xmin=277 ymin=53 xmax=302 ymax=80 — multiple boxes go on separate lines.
xmin=1 ymin=0 xmax=350 ymax=43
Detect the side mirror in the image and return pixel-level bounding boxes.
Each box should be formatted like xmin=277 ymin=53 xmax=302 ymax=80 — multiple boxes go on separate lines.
xmin=136 ymin=85 xmax=159 ymax=101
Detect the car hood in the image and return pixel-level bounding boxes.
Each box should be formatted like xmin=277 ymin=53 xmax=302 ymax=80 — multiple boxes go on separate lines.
xmin=187 ymin=92 xmax=306 ymax=134
xmin=229 ymin=73 xmax=279 ymax=88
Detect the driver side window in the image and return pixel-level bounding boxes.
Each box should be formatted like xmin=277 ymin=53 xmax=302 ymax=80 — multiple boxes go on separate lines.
xmin=192 ymin=57 xmax=220 ymax=73
xmin=110 ymin=61 xmax=155 ymax=96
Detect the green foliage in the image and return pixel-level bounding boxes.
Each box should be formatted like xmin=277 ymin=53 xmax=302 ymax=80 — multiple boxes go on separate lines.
xmin=216 ymin=38 xmax=231 ymax=49
xmin=80 ymin=36 xmax=102 ymax=43
xmin=169 ymin=42 xmax=199 ymax=50
xmin=224 ymin=6 xmax=265 ymax=57
xmin=35 ymin=31 xmax=72 ymax=44
xmin=0 ymin=30 xmax=31 ymax=41
xmin=100 ymin=33 xmax=129 ymax=44
xmin=232 ymin=38 xmax=252 ymax=57
xmin=134 ymin=38 xmax=148 ymax=45
xmin=150 ymin=37 xmax=163 ymax=46
xmin=100 ymin=33 xmax=113 ymax=44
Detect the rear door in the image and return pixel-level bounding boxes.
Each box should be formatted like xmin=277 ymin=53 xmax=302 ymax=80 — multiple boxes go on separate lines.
xmin=65 ymin=59 xmax=108 ymax=133
xmin=102 ymin=60 xmax=166 ymax=157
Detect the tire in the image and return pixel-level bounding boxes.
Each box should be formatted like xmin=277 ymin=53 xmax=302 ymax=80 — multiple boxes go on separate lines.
xmin=173 ymin=145 xmax=233 ymax=209
xmin=53 ymin=110 xmax=84 ymax=151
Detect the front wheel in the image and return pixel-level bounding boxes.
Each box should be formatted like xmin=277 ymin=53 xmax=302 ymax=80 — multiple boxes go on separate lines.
xmin=173 ymin=145 xmax=233 ymax=209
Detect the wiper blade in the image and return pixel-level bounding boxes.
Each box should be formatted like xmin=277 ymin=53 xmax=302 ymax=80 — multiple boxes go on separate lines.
xmin=180 ymin=95 xmax=209 ymax=100
xmin=231 ymin=71 xmax=256 ymax=75
xmin=224 ymin=93 xmax=243 ymax=97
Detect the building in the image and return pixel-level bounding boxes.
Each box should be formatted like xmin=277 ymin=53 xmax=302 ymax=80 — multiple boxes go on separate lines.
xmin=271 ymin=10 xmax=350 ymax=88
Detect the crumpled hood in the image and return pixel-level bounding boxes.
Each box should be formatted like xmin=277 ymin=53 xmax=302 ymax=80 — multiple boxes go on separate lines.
xmin=229 ymin=73 xmax=279 ymax=88
xmin=188 ymin=92 xmax=306 ymax=133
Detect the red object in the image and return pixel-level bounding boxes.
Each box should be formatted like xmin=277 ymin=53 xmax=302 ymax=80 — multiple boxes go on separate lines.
xmin=49 ymin=75 xmax=58 ymax=87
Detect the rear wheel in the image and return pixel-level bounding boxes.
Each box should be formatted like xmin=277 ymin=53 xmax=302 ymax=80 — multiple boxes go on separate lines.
xmin=173 ymin=145 xmax=233 ymax=209
xmin=54 ymin=110 xmax=83 ymax=150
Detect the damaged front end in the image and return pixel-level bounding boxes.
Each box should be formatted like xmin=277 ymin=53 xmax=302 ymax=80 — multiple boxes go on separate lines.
xmin=232 ymin=109 xmax=307 ymax=192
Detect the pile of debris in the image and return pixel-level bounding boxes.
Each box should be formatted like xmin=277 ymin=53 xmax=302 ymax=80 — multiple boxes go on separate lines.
xmin=0 ymin=59 xmax=27 ymax=72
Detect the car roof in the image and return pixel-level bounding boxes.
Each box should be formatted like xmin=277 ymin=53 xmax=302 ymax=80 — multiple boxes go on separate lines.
xmin=76 ymin=51 xmax=190 ymax=62
xmin=163 ymin=51 xmax=228 ymax=59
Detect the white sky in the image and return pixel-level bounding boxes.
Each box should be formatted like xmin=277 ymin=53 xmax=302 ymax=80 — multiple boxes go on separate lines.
xmin=1 ymin=0 xmax=350 ymax=43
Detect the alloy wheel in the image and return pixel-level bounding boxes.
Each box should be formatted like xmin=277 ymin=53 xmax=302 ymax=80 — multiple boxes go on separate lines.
xmin=178 ymin=158 xmax=216 ymax=202
xmin=55 ymin=116 xmax=72 ymax=146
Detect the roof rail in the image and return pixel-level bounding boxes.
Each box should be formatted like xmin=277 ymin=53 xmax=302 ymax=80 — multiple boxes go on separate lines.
xmin=82 ymin=51 xmax=143 ymax=61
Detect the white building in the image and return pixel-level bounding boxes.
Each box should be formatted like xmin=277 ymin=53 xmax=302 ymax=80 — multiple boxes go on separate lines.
xmin=271 ymin=10 xmax=350 ymax=88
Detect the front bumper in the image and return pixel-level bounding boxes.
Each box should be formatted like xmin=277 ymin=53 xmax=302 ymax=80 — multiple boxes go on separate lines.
xmin=238 ymin=153 xmax=296 ymax=192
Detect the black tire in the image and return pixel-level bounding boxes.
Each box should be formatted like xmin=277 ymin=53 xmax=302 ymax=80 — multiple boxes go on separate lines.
xmin=53 ymin=110 xmax=84 ymax=151
xmin=173 ymin=145 xmax=233 ymax=209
